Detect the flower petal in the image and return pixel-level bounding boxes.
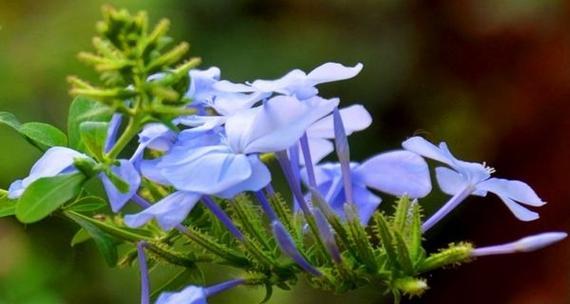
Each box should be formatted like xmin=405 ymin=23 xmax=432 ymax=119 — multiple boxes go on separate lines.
xmin=496 ymin=194 xmax=540 ymax=221
xmin=225 ymin=95 xmax=339 ymax=153
xmin=156 ymin=285 xmax=207 ymax=304
xmin=124 ymin=191 xmax=202 ymax=230
xmin=300 ymin=137 xmax=334 ymax=165
xmin=357 ymin=150 xmax=432 ymax=198
xmin=159 ymin=146 xmax=253 ymax=194
xmin=307 ymin=104 xmax=372 ymax=139
xmin=352 ymin=185 xmax=382 ymax=224
xmin=478 ymin=178 xmax=545 ymax=207
xmin=101 ymin=160 xmax=141 ymax=212
xmin=21 ymin=147 xmax=85 ymax=189
xmin=215 ymin=155 xmax=271 ymax=198
xmin=306 ymin=62 xmax=363 ymax=85
xmin=402 ymin=136 xmax=454 ymax=166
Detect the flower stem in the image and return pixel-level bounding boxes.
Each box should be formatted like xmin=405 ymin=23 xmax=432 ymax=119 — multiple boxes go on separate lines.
xmin=105 ymin=117 xmax=142 ymax=161
xmin=422 ymin=185 xmax=475 ymax=232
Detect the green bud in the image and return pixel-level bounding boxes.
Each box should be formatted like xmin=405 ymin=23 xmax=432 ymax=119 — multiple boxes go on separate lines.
xmin=418 ymin=242 xmax=473 ymax=273
xmin=393 ymin=277 xmax=428 ymax=297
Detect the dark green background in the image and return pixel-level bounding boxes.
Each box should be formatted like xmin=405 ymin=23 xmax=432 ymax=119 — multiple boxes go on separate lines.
xmin=0 ymin=1 xmax=569 ymax=303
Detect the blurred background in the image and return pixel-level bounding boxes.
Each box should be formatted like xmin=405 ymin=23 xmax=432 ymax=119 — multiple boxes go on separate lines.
xmin=0 ymin=0 xmax=569 ymax=303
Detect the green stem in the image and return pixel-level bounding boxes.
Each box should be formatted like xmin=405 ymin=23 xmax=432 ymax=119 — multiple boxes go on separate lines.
xmin=177 ymin=225 xmax=251 ymax=267
xmin=105 ymin=117 xmax=141 ymax=160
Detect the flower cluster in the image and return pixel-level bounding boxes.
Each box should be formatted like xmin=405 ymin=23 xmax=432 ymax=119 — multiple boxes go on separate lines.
xmin=1 ymin=8 xmax=565 ymax=304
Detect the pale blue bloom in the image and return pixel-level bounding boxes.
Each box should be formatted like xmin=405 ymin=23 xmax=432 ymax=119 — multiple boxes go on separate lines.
xmin=8 ymin=146 xmax=141 ymax=212
xmin=186 ymin=67 xmax=267 ymax=116
xmin=155 ymin=279 xmax=245 ymax=304
xmin=402 ymin=136 xmax=546 ymax=231
xmin=303 ymin=151 xmax=432 ymax=224
xmin=301 ymin=104 xmax=372 ymax=165
xmin=126 ymin=95 xmax=338 ymax=229
xmin=215 ymin=62 xmax=363 ymax=100
xmin=471 ymin=232 xmax=567 ymax=257
xmin=8 ymin=147 xmax=87 ymax=199
xmin=100 ymin=160 xmax=141 ymax=212
xmin=156 ymin=286 xmax=207 ymax=304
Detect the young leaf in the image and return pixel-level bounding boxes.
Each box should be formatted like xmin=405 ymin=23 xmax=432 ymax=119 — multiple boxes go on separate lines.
xmin=66 ymin=211 xmax=119 ymax=266
xmin=0 ymin=111 xmax=22 ymax=130
xmin=393 ymin=231 xmax=414 ymax=274
xmin=64 ymin=210 xmax=153 ymax=242
xmin=373 ymin=212 xmax=399 ymax=269
xmin=68 ymin=96 xmax=112 ymax=150
xmin=79 ymin=121 xmax=109 ymax=160
xmin=16 ymin=173 xmax=86 ymax=223
xmin=392 ymin=196 xmax=411 ymax=232
xmin=19 ymin=122 xmax=68 ymax=148
xmin=71 ymin=228 xmax=92 ymax=246
xmin=65 ymin=195 xmax=107 ymax=212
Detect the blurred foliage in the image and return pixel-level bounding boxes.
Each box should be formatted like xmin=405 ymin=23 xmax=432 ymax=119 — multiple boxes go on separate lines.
xmin=0 ymin=0 xmax=569 ymax=303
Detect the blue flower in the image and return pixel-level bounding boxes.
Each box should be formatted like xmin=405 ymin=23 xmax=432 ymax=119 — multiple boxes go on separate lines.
xmin=304 ymin=150 xmax=431 ymax=224
xmin=155 ymin=279 xmax=244 ymax=304
xmin=125 ymin=95 xmax=339 ymax=229
xmin=301 ymin=104 xmax=372 ymax=165
xmin=8 ymin=147 xmax=88 ymax=199
xmin=186 ymin=67 xmax=267 ymax=116
xmin=155 ymin=286 xmax=207 ymax=304
xmin=471 ymin=232 xmax=567 ymax=257
xmin=8 ymin=146 xmax=141 ymax=212
xmin=215 ymin=62 xmax=363 ymax=100
xmin=402 ymin=136 xmax=546 ymax=231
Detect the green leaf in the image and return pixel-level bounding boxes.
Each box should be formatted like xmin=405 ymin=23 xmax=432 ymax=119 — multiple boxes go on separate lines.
xmin=68 ymin=96 xmax=112 ymax=150
xmin=260 ymin=284 xmax=274 ymax=303
xmin=150 ymin=266 xmax=205 ymax=300
xmin=65 ymin=196 xmax=107 ymax=212
xmin=0 ymin=112 xmax=67 ymax=151
xmin=64 ymin=210 xmax=153 ymax=242
xmin=392 ymin=195 xmax=411 ymax=232
xmin=373 ymin=212 xmax=399 ymax=269
xmin=16 ymin=173 xmax=86 ymax=223
xmin=0 ymin=111 xmax=22 ymax=129
xmin=71 ymin=228 xmax=92 ymax=246
xmin=394 ymin=231 xmax=414 ymax=274
xmin=408 ymin=202 xmax=424 ymax=263
xmin=79 ymin=121 xmax=109 ymax=160
xmin=66 ymin=211 xmax=119 ymax=266
xmin=0 ymin=192 xmax=17 ymax=217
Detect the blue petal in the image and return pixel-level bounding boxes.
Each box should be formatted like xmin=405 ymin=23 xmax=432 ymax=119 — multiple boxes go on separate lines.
xmin=159 ymin=146 xmax=253 ymax=194
xmin=352 ymin=184 xmax=382 ymax=224
xmin=435 ymin=166 xmax=487 ymax=197
xmin=131 ymin=123 xmax=176 ymax=163
xmin=307 ymin=104 xmax=372 ymax=139
xmin=225 ymin=95 xmax=339 ymax=154
xmin=495 ymin=194 xmax=540 ymax=221
xmin=478 ymin=177 xmax=545 ymax=207
xmin=124 ymin=191 xmax=202 ymax=230
xmin=402 ymin=136 xmax=454 ymax=166
xmin=300 ymin=137 xmax=334 ymax=165
xmin=155 ymin=285 xmax=207 ymax=304
xmin=140 ymin=159 xmax=172 ymax=186
xmin=7 ymin=180 xmax=24 ymax=199
xmin=186 ymin=67 xmax=221 ymax=104
xmin=104 ymin=113 xmax=123 ymax=153
xmin=209 ymin=91 xmax=266 ymax=116
xmin=357 ymin=150 xmax=432 ymax=198
xmin=9 ymin=147 xmax=87 ymax=199
xmin=215 ymin=155 xmax=271 ymax=199
xmin=100 ymin=160 xmax=141 ymax=212
xmin=176 ymin=115 xmax=227 ymax=133
xmin=250 ymin=69 xmax=307 ymax=95
xmin=306 ymin=62 xmax=363 ymax=85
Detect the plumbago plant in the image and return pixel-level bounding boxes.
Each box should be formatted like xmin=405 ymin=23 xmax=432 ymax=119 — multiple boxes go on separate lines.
xmin=0 ymin=7 xmax=566 ymax=304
